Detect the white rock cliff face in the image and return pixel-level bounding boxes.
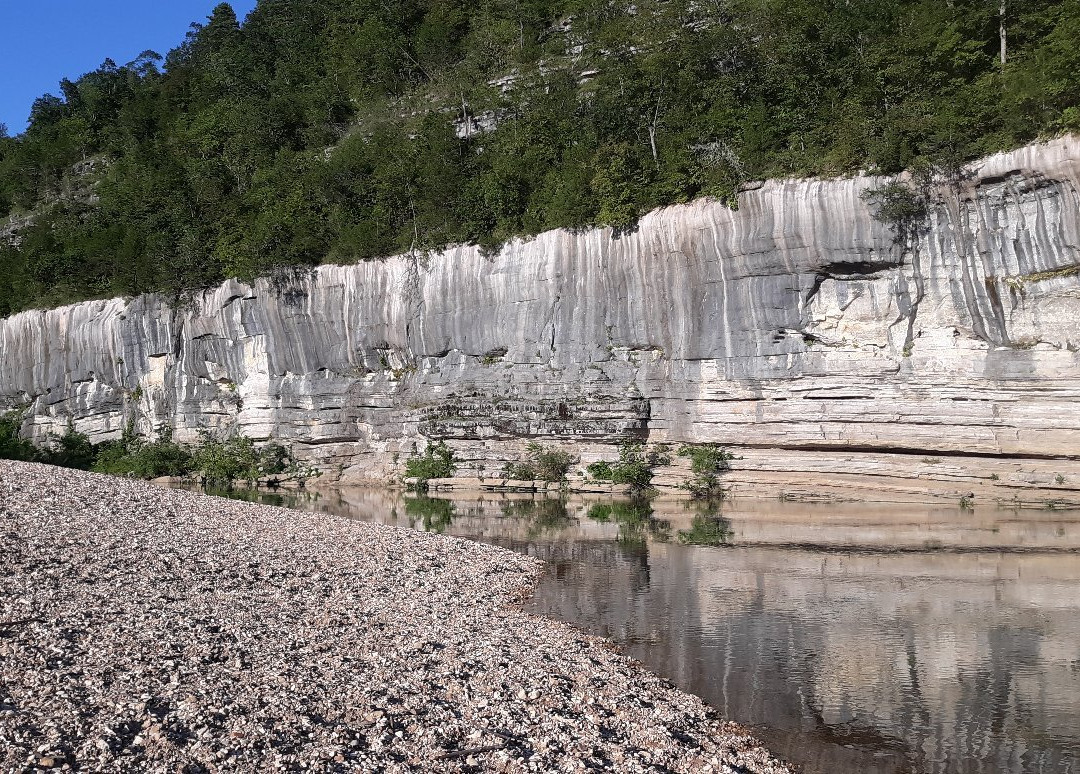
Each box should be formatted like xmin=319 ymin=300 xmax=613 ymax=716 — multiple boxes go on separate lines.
xmin=1 ymin=137 xmax=1078 ymax=499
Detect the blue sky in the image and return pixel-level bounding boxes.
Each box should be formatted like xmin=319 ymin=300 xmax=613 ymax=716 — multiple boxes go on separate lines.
xmin=0 ymin=1 xmax=258 ymax=135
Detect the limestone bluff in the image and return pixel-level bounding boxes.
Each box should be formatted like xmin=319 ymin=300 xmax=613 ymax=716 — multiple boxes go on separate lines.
xmin=2 ymin=136 xmax=1078 ymax=502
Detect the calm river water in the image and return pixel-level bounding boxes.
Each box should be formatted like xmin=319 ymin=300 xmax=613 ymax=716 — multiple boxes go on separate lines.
xmin=193 ymin=486 xmax=1080 ymax=774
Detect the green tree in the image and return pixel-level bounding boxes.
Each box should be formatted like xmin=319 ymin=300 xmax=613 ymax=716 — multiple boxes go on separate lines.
xmin=1 ymin=0 xmax=1078 ymax=317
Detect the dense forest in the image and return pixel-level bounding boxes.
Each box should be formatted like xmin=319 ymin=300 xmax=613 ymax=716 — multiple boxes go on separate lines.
xmin=0 ymin=0 xmax=1077 ymax=316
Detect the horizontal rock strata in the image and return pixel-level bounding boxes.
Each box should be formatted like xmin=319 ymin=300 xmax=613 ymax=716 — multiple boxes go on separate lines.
xmin=1 ymin=137 xmax=1079 ymax=500
xmin=0 ymin=460 xmax=788 ymax=773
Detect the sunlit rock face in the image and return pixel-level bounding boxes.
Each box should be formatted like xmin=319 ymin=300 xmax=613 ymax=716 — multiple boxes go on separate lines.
xmin=1 ymin=137 xmax=1078 ymax=491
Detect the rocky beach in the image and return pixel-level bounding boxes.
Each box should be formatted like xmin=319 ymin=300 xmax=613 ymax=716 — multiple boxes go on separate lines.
xmin=0 ymin=460 xmax=788 ymax=773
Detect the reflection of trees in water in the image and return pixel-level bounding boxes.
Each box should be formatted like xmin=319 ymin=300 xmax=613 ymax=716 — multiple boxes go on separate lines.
xmin=667 ymin=500 xmax=733 ymax=546
xmin=677 ymin=515 xmax=734 ymax=546
xmin=622 ymin=553 xmax=1079 ymax=774
xmin=586 ymin=499 xmax=671 ymax=550
xmin=501 ymin=497 xmax=573 ymax=537
xmin=404 ymin=495 xmax=455 ymax=533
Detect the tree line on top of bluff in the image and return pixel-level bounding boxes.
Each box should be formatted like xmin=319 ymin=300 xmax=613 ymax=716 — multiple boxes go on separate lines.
xmin=0 ymin=0 xmax=1077 ymax=317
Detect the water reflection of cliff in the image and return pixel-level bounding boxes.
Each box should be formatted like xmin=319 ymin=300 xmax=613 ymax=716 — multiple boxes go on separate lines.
xmin=526 ymin=500 xmax=1080 ymax=774
xmin=191 ymin=486 xmax=1080 ymax=774
xmin=553 ymin=543 xmax=1080 ymax=774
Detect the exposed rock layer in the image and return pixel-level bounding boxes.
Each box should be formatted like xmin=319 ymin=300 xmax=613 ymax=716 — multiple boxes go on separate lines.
xmin=1 ymin=137 xmax=1078 ymax=500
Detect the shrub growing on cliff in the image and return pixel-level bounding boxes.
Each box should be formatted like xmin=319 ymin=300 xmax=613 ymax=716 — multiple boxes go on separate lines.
xmin=504 ymin=442 xmax=576 ymax=482
xmin=860 ymin=180 xmax=928 ymax=242
xmin=677 ymin=443 xmax=734 ymax=499
xmin=405 ymin=441 xmax=455 ymax=490
xmin=587 ymin=442 xmax=671 ymax=490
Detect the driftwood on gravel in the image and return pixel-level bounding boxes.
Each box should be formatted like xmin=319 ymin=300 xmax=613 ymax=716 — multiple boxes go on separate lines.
xmin=0 ymin=460 xmax=790 ymax=773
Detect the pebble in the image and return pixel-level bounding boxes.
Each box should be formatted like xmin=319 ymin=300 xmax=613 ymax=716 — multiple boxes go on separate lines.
xmin=0 ymin=460 xmax=790 ymax=773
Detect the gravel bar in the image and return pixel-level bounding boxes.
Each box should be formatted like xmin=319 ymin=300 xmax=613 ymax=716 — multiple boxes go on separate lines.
xmin=0 ymin=461 xmax=790 ymax=773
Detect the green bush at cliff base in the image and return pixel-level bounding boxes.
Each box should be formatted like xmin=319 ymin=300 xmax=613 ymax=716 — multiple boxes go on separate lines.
xmin=587 ymin=442 xmax=671 ymax=490
xmin=504 ymin=442 xmax=576 ymax=482
xmin=95 ymin=428 xmax=303 ymax=485
xmin=677 ymin=443 xmax=734 ymax=499
xmin=1 ymin=409 xmax=105 ymax=469
xmin=404 ymin=441 xmax=456 ymax=489
xmin=0 ymin=409 xmax=37 ymax=462
xmin=190 ymin=432 xmax=300 ymax=486
xmin=0 ymin=414 xmax=311 ymax=486
xmin=92 ymin=425 xmax=194 ymax=478
xmin=43 ymin=424 xmax=98 ymax=470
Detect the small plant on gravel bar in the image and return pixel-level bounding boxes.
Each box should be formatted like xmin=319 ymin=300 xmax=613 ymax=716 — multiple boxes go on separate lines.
xmin=405 ymin=441 xmax=456 ymax=490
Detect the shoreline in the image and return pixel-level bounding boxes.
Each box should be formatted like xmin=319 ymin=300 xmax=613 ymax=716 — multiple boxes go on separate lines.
xmin=159 ymin=443 xmax=1080 ymax=512
xmin=167 ymin=483 xmax=1080 ymax=556
xmin=0 ymin=460 xmax=790 ymax=773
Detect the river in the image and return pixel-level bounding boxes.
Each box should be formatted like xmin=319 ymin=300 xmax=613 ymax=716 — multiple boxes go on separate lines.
xmin=185 ymin=485 xmax=1080 ymax=774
